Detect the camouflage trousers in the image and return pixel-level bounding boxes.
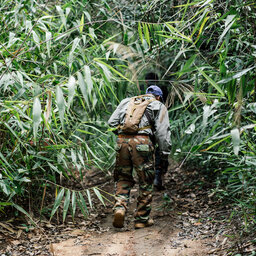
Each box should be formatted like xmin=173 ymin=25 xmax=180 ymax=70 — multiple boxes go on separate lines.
xmin=114 ymin=134 xmax=155 ymax=223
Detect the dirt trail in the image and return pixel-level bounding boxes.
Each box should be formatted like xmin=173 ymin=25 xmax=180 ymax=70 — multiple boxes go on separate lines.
xmin=51 ymin=192 xmax=210 ymax=256
xmin=1 ymin=162 xmax=234 ymax=256
xmin=50 ymin=163 xmax=229 ymax=256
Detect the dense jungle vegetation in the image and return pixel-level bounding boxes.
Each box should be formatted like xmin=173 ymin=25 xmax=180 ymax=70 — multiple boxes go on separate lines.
xmin=0 ymin=0 xmax=255 ymax=233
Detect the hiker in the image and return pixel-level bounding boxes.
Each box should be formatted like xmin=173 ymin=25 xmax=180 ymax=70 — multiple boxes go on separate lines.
xmin=144 ymin=73 xmax=169 ymax=190
xmin=108 ymin=85 xmax=171 ymax=229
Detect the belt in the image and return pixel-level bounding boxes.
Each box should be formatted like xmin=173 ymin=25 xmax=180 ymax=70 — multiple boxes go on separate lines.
xmin=118 ymin=134 xmax=149 ymax=138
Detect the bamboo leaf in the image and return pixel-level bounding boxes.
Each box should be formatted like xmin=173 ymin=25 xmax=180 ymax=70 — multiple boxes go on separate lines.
xmin=33 ymin=97 xmax=41 ymax=141
xmin=78 ymin=192 xmax=89 ymax=216
xmin=138 ymin=22 xmax=143 ymax=43
xmin=46 ymin=31 xmax=51 ymax=57
xmin=143 ymin=23 xmax=150 ymax=48
xmin=94 ymin=59 xmax=132 ymax=83
xmin=76 ymin=129 xmax=94 ymax=135
xmin=77 ymin=71 xmax=88 ymax=105
xmin=93 ymin=187 xmax=105 ymax=206
xmin=216 ymin=15 xmax=236 ymax=49
xmin=71 ymin=191 xmax=76 ymax=219
xmin=178 ymin=54 xmax=197 ymax=77
xmin=63 ymin=189 xmax=70 ymax=222
xmin=80 ymin=14 xmax=84 ymax=33
xmin=86 ymin=189 xmax=93 ymax=209
xmin=231 ymin=128 xmax=240 ymax=155
xmin=196 ymin=67 xmax=225 ymax=96
xmin=84 ymin=65 xmax=93 ymax=96
xmin=56 ymin=86 xmax=65 ymax=130
xmin=165 ymin=23 xmax=192 ymax=42
xmin=218 ymin=66 xmax=255 ymax=84
xmin=84 ymin=11 xmax=91 ymax=22
xmin=13 ymin=203 xmax=35 ymax=225
xmin=44 ymin=91 xmax=52 ymax=126
xmin=50 ymin=188 xmax=65 ymax=220
xmin=56 ymin=6 xmax=66 ymax=28
xmin=67 ymin=76 xmax=76 ymax=109
xmin=195 ymin=16 xmax=210 ymax=43
xmin=32 ymin=31 xmax=40 ymax=46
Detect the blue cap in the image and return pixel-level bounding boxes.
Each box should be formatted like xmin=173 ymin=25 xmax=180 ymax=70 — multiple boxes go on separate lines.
xmin=146 ymin=85 xmax=163 ymax=98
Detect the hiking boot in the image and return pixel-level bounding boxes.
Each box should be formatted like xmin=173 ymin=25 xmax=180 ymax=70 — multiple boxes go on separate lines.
xmin=113 ymin=208 xmax=125 ymax=228
xmin=134 ymin=219 xmax=154 ymax=229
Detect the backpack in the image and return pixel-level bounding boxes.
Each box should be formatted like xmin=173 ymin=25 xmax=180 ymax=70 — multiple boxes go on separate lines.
xmin=119 ymin=95 xmax=156 ymax=134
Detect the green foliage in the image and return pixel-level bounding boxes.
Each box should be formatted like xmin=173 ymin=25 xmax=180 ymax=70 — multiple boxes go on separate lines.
xmin=0 ymin=0 xmax=256 ymax=229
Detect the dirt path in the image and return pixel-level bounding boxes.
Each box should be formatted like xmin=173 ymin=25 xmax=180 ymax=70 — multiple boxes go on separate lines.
xmin=1 ymin=163 xmax=238 ymax=256
xmin=49 ymin=163 xmax=230 ymax=256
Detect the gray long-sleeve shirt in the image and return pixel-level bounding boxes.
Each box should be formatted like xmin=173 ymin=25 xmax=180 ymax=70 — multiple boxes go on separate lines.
xmin=108 ymin=94 xmax=171 ymax=155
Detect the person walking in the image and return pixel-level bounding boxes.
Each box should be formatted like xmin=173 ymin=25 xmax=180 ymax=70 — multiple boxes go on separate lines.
xmin=108 ymin=85 xmax=171 ymax=229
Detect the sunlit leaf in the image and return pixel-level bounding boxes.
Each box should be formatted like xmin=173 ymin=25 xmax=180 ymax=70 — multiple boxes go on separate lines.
xmin=231 ymin=128 xmax=240 ymax=155
xmin=56 ymin=86 xmax=65 ymax=130
xmin=67 ymin=76 xmax=76 ymax=109
xmin=33 ymin=97 xmax=41 ymax=141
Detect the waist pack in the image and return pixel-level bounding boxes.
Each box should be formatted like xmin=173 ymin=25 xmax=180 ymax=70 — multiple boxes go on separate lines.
xmin=119 ymin=95 xmax=156 ymax=134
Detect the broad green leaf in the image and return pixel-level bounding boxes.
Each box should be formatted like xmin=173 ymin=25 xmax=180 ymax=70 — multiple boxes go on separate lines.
xmin=194 ymin=16 xmax=210 ymax=43
xmin=202 ymin=105 xmax=216 ymax=127
xmin=71 ymin=149 xmax=77 ymax=163
xmin=33 ymin=97 xmax=41 ymax=141
xmin=48 ymin=162 xmax=62 ymax=174
xmin=68 ymin=38 xmax=80 ymax=65
xmin=50 ymin=188 xmax=65 ymax=219
xmin=71 ymin=191 xmax=76 ymax=219
xmin=56 ymin=86 xmax=65 ymax=130
xmin=95 ymin=62 xmax=112 ymax=81
xmin=80 ymin=14 xmax=84 ymax=33
xmin=13 ymin=203 xmax=35 ymax=225
xmin=44 ymin=91 xmax=52 ymax=126
xmin=77 ymin=71 xmax=88 ymax=105
xmin=196 ymin=67 xmax=225 ymax=96
xmin=16 ymin=71 xmax=23 ymax=87
xmin=163 ymin=49 xmax=184 ymax=78
xmin=138 ymin=22 xmax=143 ymax=43
xmin=218 ymin=66 xmax=255 ymax=84
xmin=94 ymin=59 xmax=132 ymax=83
xmin=93 ymin=187 xmax=105 ymax=206
xmin=143 ymin=23 xmax=150 ymax=48
xmin=231 ymin=128 xmax=240 ymax=155
xmin=216 ymin=15 xmax=236 ymax=49
xmin=0 ymin=181 xmax=10 ymax=195
xmin=165 ymin=23 xmax=192 ymax=43
xmin=76 ymin=129 xmax=94 ymax=135
xmin=32 ymin=31 xmax=40 ymax=46
xmin=178 ymin=54 xmax=197 ymax=77
xmin=0 ymin=153 xmax=13 ymax=171
xmin=67 ymin=76 xmax=76 ymax=109
xmin=78 ymin=192 xmax=89 ymax=215
xmin=84 ymin=65 xmax=93 ymax=96
xmin=46 ymin=31 xmax=52 ymax=57
xmin=201 ymin=135 xmax=230 ymax=152
xmin=84 ymin=11 xmax=91 ymax=22
xmin=56 ymin=6 xmax=66 ymax=28
xmin=86 ymin=189 xmax=93 ymax=209
xmin=63 ymin=189 xmax=71 ymax=222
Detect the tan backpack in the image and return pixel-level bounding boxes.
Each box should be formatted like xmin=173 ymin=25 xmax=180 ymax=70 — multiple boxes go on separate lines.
xmin=119 ymin=95 xmax=156 ymax=134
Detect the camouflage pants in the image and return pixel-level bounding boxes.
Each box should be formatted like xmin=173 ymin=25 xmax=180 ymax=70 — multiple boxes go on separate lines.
xmin=114 ymin=134 xmax=155 ymax=223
